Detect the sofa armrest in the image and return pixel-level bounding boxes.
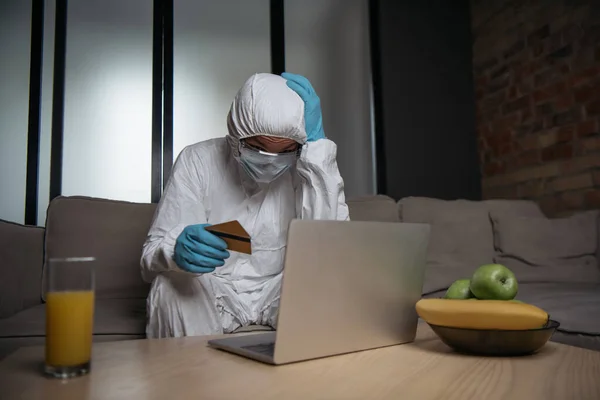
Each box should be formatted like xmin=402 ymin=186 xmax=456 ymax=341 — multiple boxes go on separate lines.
xmin=0 ymin=219 xmax=44 ymax=318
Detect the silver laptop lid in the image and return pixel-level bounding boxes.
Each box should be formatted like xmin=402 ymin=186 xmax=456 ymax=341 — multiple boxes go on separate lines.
xmin=273 ymin=219 xmax=430 ymax=364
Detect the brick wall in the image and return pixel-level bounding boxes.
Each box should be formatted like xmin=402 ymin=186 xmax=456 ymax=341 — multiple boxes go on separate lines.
xmin=471 ymin=0 xmax=600 ymax=216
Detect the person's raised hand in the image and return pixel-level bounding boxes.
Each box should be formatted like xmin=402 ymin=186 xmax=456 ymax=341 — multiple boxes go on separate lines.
xmin=174 ymin=224 xmax=230 ymax=273
xmin=282 ymin=72 xmax=325 ymax=142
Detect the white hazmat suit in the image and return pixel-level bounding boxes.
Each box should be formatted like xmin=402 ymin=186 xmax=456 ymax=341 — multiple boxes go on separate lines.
xmin=140 ymin=73 xmax=349 ymax=338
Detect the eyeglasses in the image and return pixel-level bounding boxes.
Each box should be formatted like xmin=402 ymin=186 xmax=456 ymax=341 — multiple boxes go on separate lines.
xmin=239 ymin=139 xmax=301 ymax=158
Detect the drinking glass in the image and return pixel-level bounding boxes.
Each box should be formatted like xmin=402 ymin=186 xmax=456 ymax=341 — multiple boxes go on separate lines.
xmin=44 ymin=257 xmax=95 ymax=378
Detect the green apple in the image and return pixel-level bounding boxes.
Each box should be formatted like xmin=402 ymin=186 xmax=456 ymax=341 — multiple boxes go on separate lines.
xmin=470 ymin=263 xmax=518 ymax=300
xmin=444 ymin=279 xmax=475 ymax=299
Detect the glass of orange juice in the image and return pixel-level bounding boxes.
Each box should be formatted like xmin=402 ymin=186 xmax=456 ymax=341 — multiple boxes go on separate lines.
xmin=44 ymin=257 xmax=95 ymax=379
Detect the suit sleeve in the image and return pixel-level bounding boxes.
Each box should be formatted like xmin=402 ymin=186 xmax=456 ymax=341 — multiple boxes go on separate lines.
xmin=140 ymin=147 xmax=208 ymax=283
xmin=294 ymin=138 xmax=350 ymax=221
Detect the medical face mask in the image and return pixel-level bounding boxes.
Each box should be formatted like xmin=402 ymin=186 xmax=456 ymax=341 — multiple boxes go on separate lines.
xmin=238 ymin=141 xmax=300 ymax=184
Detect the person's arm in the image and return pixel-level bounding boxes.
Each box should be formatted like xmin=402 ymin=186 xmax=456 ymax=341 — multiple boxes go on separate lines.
xmin=281 ymin=72 xmax=350 ymax=221
xmin=295 ymin=138 xmax=350 ymax=221
xmin=140 ymin=146 xmax=207 ymax=283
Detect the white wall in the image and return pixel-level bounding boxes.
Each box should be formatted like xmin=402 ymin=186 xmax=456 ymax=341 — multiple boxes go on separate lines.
xmin=0 ymin=0 xmax=375 ymax=225
xmin=285 ymin=0 xmax=375 ymax=197
xmin=60 ymin=0 xmax=153 ymax=203
xmin=172 ymin=0 xmax=271 ymax=159
xmin=0 ymin=0 xmax=32 ymax=224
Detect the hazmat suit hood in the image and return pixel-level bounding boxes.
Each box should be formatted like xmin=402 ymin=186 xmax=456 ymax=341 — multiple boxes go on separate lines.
xmin=226 ymin=73 xmax=307 ymax=158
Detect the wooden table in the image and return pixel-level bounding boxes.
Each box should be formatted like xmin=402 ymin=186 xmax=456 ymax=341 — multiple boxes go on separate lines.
xmin=1 ymin=323 xmax=599 ymax=400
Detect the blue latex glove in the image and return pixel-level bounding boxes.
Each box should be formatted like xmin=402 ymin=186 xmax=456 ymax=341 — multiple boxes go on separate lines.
xmin=282 ymin=72 xmax=325 ymax=142
xmin=173 ymin=224 xmax=230 ymax=273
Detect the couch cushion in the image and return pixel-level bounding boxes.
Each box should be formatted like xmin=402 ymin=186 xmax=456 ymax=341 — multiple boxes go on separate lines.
xmin=398 ymin=197 xmax=544 ymax=222
xmin=483 ymin=199 xmax=545 ymax=218
xmin=516 ymin=283 xmax=600 ymax=336
xmin=0 ymin=299 xmax=146 ymax=338
xmin=597 ymin=212 xmax=600 ymax=271
xmin=492 ymin=210 xmax=600 ymax=284
xmin=347 ymin=195 xmax=399 ymax=222
xmin=43 ymin=196 xmax=157 ymax=300
xmin=551 ymin=330 xmax=600 ymax=352
xmin=398 ymin=197 xmax=556 ymax=294
xmin=93 ymin=299 xmax=147 ymax=335
xmin=0 ymin=220 xmax=44 ymax=318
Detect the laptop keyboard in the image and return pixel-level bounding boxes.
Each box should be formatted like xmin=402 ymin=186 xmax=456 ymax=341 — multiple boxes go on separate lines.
xmin=241 ymin=342 xmax=275 ymax=357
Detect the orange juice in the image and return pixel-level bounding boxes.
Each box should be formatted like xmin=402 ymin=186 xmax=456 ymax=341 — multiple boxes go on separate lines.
xmin=45 ymin=290 xmax=95 ymax=366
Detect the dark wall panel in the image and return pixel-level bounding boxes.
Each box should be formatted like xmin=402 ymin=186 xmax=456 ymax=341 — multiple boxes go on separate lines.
xmin=373 ymin=0 xmax=481 ymax=201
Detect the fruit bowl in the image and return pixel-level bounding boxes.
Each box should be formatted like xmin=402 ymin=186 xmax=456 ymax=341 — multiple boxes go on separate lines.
xmin=427 ymin=319 xmax=560 ymax=356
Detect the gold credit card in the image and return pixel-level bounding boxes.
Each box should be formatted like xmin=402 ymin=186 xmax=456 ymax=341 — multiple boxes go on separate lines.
xmin=205 ymin=220 xmax=252 ymax=255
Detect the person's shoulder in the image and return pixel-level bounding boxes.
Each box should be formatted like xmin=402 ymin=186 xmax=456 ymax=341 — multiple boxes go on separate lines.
xmin=182 ymin=137 xmax=227 ymax=154
xmin=178 ymin=137 xmax=228 ymax=162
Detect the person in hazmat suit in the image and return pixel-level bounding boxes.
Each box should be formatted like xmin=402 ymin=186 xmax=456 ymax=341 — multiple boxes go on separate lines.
xmin=140 ymin=72 xmax=349 ymax=338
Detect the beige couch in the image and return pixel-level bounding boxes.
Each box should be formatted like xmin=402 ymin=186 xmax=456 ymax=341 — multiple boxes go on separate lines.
xmin=1 ymin=195 xmax=598 ymax=360
xmin=399 ymin=196 xmax=600 ymax=352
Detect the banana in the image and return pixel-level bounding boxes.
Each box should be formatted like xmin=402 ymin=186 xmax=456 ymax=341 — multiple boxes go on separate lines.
xmin=416 ymin=298 xmax=549 ymax=330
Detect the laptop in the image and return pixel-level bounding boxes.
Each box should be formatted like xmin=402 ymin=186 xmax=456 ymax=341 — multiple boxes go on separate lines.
xmin=208 ymin=219 xmax=430 ymax=365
